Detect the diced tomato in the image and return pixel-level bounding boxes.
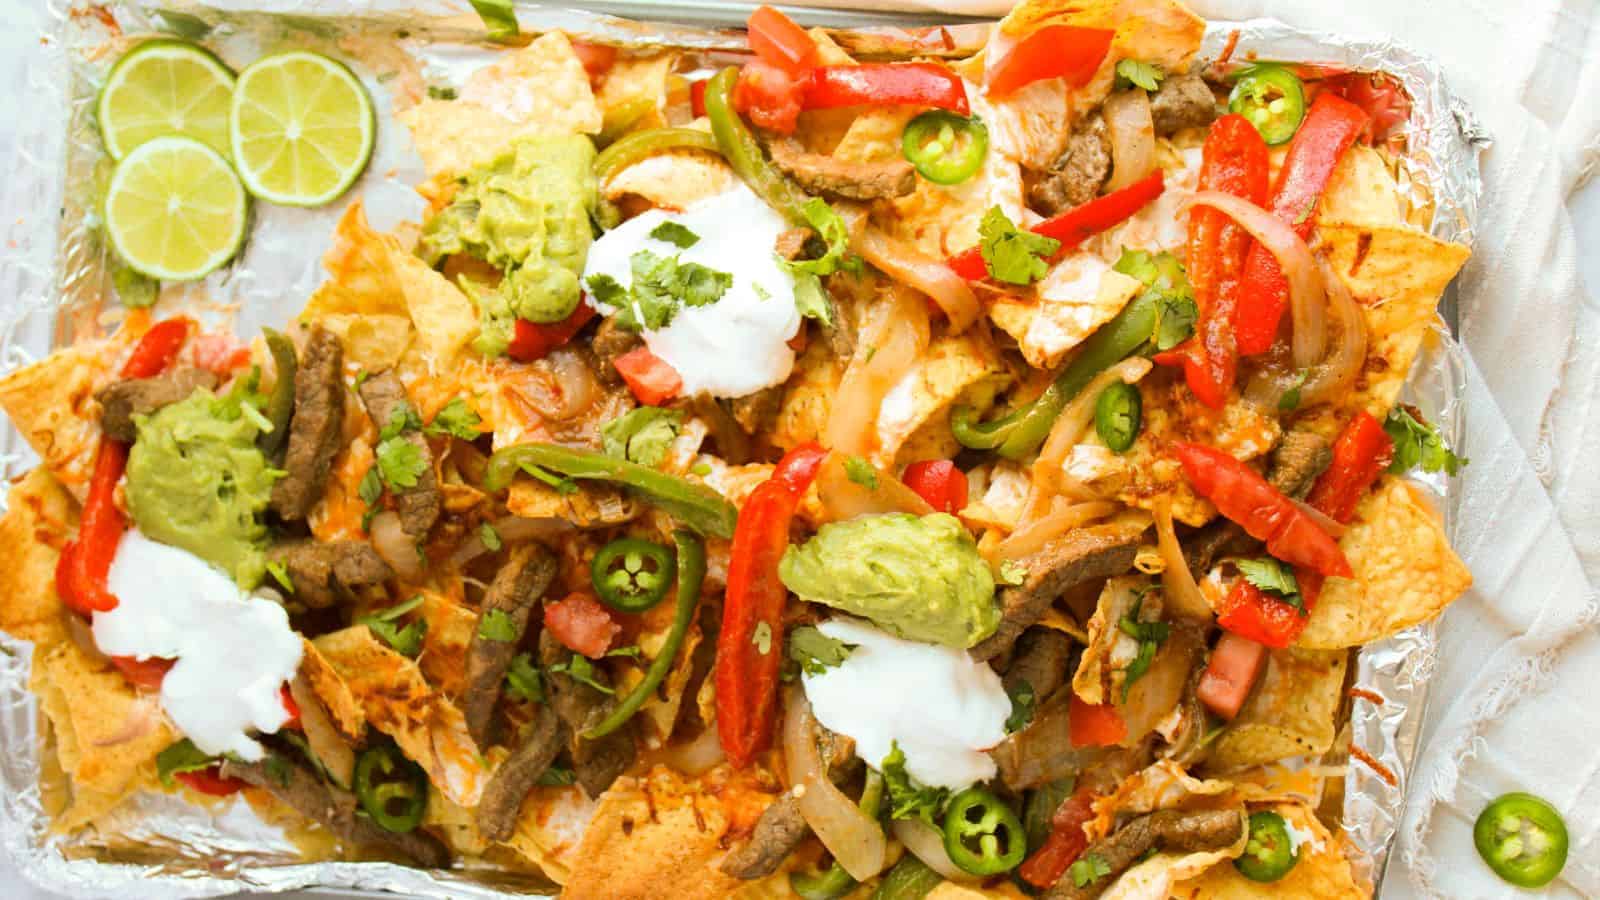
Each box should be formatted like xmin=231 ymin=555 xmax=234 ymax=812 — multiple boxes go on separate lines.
xmin=544 ymin=593 xmax=620 ymax=659
xmin=613 ymin=346 xmax=683 ymax=406
xmin=175 ymin=765 xmax=246 ymax=797
xmin=1196 ymin=631 xmax=1270 ymax=719
xmin=1019 ymin=785 xmax=1097 ymax=888
xmin=506 ymin=302 xmax=596 ymax=363
xmin=1068 ymin=694 xmax=1126 ymax=748
xmin=571 ymin=41 xmax=618 ymax=79
xmin=746 ymin=5 xmax=818 ymax=76
xmin=690 ymin=78 xmax=709 ymax=118
xmin=985 ymin=25 xmax=1113 ymax=98
xmin=111 ymin=655 xmax=174 ymax=691
xmin=1304 ymin=411 xmax=1393 ymax=524
xmin=901 ymin=460 xmax=968 ymax=514
xmin=1214 ymin=579 xmax=1305 ymax=649
xmin=733 ymin=59 xmax=809 ymax=134
xmin=192 ymin=332 xmax=252 ymax=377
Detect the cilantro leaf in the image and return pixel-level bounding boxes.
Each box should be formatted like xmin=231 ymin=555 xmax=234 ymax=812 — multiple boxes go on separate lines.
xmin=358 ymin=465 xmax=384 ymax=531
xmin=786 ymin=198 xmax=859 ymax=279
xmin=266 ymin=560 xmax=294 ymax=593
xmin=1113 ymin=247 xmax=1197 ymax=351
xmin=1115 ymin=59 xmax=1164 ymax=91
xmin=586 ymin=272 xmax=627 ymax=308
xmin=375 ymin=436 xmax=427 ymax=490
xmin=156 ymin=738 xmax=218 ymax=788
xmin=604 ymin=250 xmax=733 ymax=332
xmin=1153 ymin=293 xmax=1198 ymax=351
xmin=424 ymin=397 xmax=482 ymax=440
xmin=359 ymin=596 xmax=428 ymax=657
xmin=606 ymin=645 xmax=643 ymax=659
xmin=1070 ymin=853 xmax=1113 ymax=888
xmin=1005 ymin=680 xmax=1036 ymax=733
xmin=380 ymin=403 xmax=423 ymax=441
xmin=536 ymin=766 xmax=576 ymax=786
xmin=649 ymin=221 xmax=701 ymax=249
xmin=601 ymin=407 xmax=683 ymax=467
xmin=549 ymin=654 xmax=614 ymax=695
xmin=505 ymin=652 xmax=544 ymax=703
xmin=427 ymin=84 xmax=458 ymax=101
xmin=479 ymin=608 xmax=518 ymax=642
xmin=979 ymin=206 xmax=1060 ymax=285
xmin=1384 ymin=407 xmax=1467 ymax=477
xmin=1278 ymin=369 xmax=1309 ymax=411
xmin=788 ymin=625 xmax=856 ymax=676
xmin=1236 ymin=556 xmax=1304 ymax=613
xmin=880 ymin=741 xmax=950 ymax=825
xmin=480 ymin=521 xmax=502 ymax=551
xmin=844 ymin=456 xmax=879 ymax=490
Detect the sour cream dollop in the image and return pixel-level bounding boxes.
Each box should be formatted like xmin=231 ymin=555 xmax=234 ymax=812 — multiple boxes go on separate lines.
xmin=801 ymin=618 xmax=1011 ymax=790
xmin=94 ymin=530 xmax=302 ymax=760
xmin=582 ymin=183 xmax=801 ymax=398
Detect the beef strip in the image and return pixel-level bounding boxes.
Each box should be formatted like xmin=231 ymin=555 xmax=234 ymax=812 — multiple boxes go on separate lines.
xmin=475 ymin=704 xmax=567 ymax=842
xmin=463 ymin=544 xmax=558 ymax=746
xmin=271 ymin=326 xmax=346 ymax=522
xmin=590 ymin=317 xmax=641 ymax=388
xmin=358 ymin=371 xmax=441 ymax=538
xmin=96 ymin=368 xmax=218 ymax=442
xmin=219 ymin=755 xmax=450 ymax=868
xmin=1150 ymin=73 xmax=1219 ymax=137
xmin=971 ymin=528 xmax=1142 ymax=661
xmin=267 ymin=540 xmax=392 ymax=609
xmin=1184 ymin=429 xmax=1333 ymax=577
xmin=766 ymin=138 xmax=916 ymax=200
xmin=1028 ymin=113 xmax=1111 ymax=217
xmin=728 ymin=386 xmax=784 ymax=436
xmin=1004 ymin=627 xmax=1075 ymax=706
xmin=539 ymin=631 xmax=636 ymax=798
xmin=719 ymin=793 xmax=809 ymax=879
xmin=1044 ymin=808 xmax=1245 ymax=900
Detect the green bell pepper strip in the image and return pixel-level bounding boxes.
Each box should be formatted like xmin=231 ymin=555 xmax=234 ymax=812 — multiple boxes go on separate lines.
xmin=704 ymin=67 xmax=812 ymax=225
xmin=593 ymin=127 xmax=721 ymax=183
xmin=584 ymin=529 xmax=704 ymax=740
xmin=353 ymin=744 xmax=429 ymax=833
xmin=468 ymin=0 xmax=519 ymax=41
xmin=1023 ymin=778 xmax=1075 ymax=854
xmin=258 ymin=327 xmax=297 ymax=461
xmin=870 ymin=853 xmax=943 ymax=900
xmin=901 ymin=111 xmax=989 ymax=185
xmin=1228 ymin=65 xmax=1307 ymax=146
xmin=1094 ymin=381 xmax=1143 ymax=453
xmin=1234 ymin=811 xmax=1299 ymax=882
xmin=1474 ymin=792 xmax=1568 ymax=888
xmin=483 ymin=444 xmax=738 ymax=539
xmin=789 ymin=769 xmax=886 ymax=900
xmin=953 ymin=289 xmax=1161 ymax=460
xmin=591 ymin=536 xmax=677 ymax=613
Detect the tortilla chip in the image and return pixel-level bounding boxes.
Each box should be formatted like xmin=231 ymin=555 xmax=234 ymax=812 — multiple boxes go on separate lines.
xmin=1073 ymin=575 xmax=1145 ymax=706
xmin=627 ymin=622 xmax=703 ymax=749
xmin=1091 ymin=760 xmax=1237 ymax=835
xmin=1297 ymin=477 xmax=1471 ymax=649
xmin=501 ymin=783 xmax=600 ymax=885
xmin=990 ymin=258 xmax=1144 ymax=368
xmin=772 ymin=338 xmax=843 ymax=452
xmin=1103 ymin=839 xmax=1248 ymax=900
xmin=506 ymin=479 xmax=640 ymax=528
xmin=960 ymin=461 xmax=1032 ymax=533
xmin=1173 ymin=802 xmax=1365 ymax=898
xmin=392 ymin=249 xmax=480 ymax=363
xmin=305 ymin=203 xmax=413 ymax=320
xmin=312 ymin=626 xmax=486 ymax=806
xmin=0 ymin=469 xmax=77 ymax=649
xmin=874 ymin=333 xmax=1012 ymax=468
xmin=316 ymin=312 xmax=414 ymax=371
xmin=0 ymin=343 xmax=113 ymax=495
xmin=299 ymin=638 xmax=365 ymax=739
xmin=886 ymin=122 xmax=1026 ymax=259
xmin=1320 ymin=145 xmax=1406 ymax=227
xmin=602 ymin=149 xmax=735 ymax=212
xmin=424 ymin=787 xmax=491 ymax=858
xmin=1208 ymin=648 xmax=1347 ymax=771
xmin=596 ymin=53 xmax=679 ymax=135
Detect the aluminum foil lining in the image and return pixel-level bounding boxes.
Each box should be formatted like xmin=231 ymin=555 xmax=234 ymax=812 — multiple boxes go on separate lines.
xmin=0 ymin=2 xmax=1483 ymax=897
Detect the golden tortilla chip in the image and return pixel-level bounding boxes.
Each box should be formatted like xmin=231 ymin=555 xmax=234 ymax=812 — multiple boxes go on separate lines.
xmin=1173 ymin=802 xmax=1365 ymax=899
xmin=1090 ymin=760 xmax=1237 ymax=838
xmin=772 ymin=338 xmax=842 ymax=452
xmin=418 ymin=589 xmax=478 ymax=698
xmin=0 ymin=468 xmax=77 ymax=649
xmin=316 ymin=312 xmax=414 ymax=371
xmin=602 ymin=149 xmax=735 ymax=212
xmin=1320 ymin=145 xmax=1407 ymax=227
xmin=423 ymin=787 xmax=491 ymax=858
xmin=0 ymin=343 xmax=114 ymax=496
xmin=990 ymin=258 xmax=1144 ymax=368
xmin=886 ymin=124 xmax=1026 ymax=259
xmin=1208 ymin=648 xmax=1347 ymax=771
xmin=501 ymin=783 xmax=600 ymax=885
xmin=305 ymin=203 xmax=413 ymax=320
xmin=874 ymin=333 xmax=1012 ymax=468
xmin=596 ymin=53 xmax=679 ymax=135
xmin=626 ymin=622 xmax=702 ymax=749
xmin=1103 ymin=835 xmax=1248 ymax=900
xmin=299 ymin=637 xmax=365 ymax=740
xmin=312 ymin=626 xmax=486 ymax=805
xmin=1297 ymin=477 xmax=1471 ymax=649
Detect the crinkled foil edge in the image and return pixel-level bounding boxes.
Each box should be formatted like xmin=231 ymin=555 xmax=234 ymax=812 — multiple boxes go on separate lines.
xmin=0 ymin=4 xmax=1482 ymax=898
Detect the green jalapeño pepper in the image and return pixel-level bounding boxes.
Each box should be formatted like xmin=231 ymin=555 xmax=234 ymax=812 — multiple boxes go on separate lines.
xmin=901 ymin=111 xmax=988 ymax=185
xmin=1234 ymin=810 xmax=1299 ymax=882
xmin=584 ymin=529 xmax=705 ymax=740
xmin=870 ymin=854 xmax=943 ymax=900
xmin=704 ymin=67 xmax=812 ymax=226
xmin=258 ymin=327 xmax=297 ymax=461
xmin=1474 ymin=792 xmax=1568 ymax=888
xmin=1228 ymin=65 xmax=1307 ymax=145
xmin=483 ymin=443 xmax=738 ymax=539
xmin=353 ymin=743 xmax=429 ymax=833
xmin=591 ymin=537 xmax=676 ymax=613
xmin=1094 ymin=381 xmax=1142 ymax=452
xmin=790 ymin=769 xmax=886 ymax=900
xmin=941 ymin=787 xmax=1026 ymax=876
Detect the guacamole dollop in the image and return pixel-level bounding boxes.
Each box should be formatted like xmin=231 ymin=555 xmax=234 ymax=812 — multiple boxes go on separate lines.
xmin=126 ymin=390 xmax=280 ymax=588
xmin=779 ymin=513 xmax=999 ymax=648
xmin=421 ymin=134 xmax=599 ymax=355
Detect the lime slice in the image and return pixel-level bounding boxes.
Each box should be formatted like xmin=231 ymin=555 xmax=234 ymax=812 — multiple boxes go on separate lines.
xmin=104 ymin=136 xmax=249 ymax=281
xmin=230 ymin=51 xmax=375 ymax=207
xmin=97 ymin=39 xmax=236 ymax=161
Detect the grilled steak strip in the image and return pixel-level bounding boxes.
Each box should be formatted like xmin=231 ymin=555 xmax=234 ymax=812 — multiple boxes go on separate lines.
xmin=96 ymin=368 xmax=218 ymax=442
xmin=267 ymin=540 xmax=392 ymax=609
xmin=271 ymin=326 xmax=346 ymax=521
xmin=1004 ymin=626 xmax=1075 ymax=706
xmin=766 ymin=138 xmax=916 ymax=200
xmin=720 ymin=793 xmax=809 ymax=879
xmin=1029 ymin=113 xmax=1111 ymax=216
xmin=539 ymin=631 xmax=636 ymax=798
xmin=1149 ymin=73 xmax=1219 ymax=137
xmin=463 ymin=544 xmax=558 ymax=746
xmin=1044 ymin=808 xmax=1245 ymax=900
xmin=972 ymin=529 xmax=1142 ymax=661
xmin=358 ymin=371 xmax=441 ymax=538
xmin=475 ymin=704 xmax=567 ymax=842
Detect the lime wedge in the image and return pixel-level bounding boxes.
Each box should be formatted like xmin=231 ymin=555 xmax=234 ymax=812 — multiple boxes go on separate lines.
xmin=104 ymin=136 xmax=249 ymax=281
xmin=97 ymin=39 xmax=236 ymax=161
xmin=230 ymin=51 xmax=375 ymax=207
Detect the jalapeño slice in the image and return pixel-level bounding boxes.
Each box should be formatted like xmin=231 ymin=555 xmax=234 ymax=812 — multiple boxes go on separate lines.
xmin=1235 ymin=810 xmax=1299 ymax=882
xmin=591 ymin=536 xmax=677 ymax=613
xmin=1228 ymin=65 xmax=1307 ymax=145
xmin=353 ymin=743 xmax=428 ymax=833
xmin=1094 ymin=381 xmax=1143 ymax=453
xmin=941 ymin=787 xmax=1026 ymax=876
xmin=902 ymin=111 xmax=989 ymax=185
xmin=1474 ymin=792 xmax=1568 ymax=888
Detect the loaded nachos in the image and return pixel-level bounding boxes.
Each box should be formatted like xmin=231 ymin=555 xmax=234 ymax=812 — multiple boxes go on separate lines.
xmin=0 ymin=0 xmax=1480 ymax=897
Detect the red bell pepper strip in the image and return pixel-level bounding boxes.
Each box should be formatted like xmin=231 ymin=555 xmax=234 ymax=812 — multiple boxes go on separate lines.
xmin=733 ymin=59 xmax=809 ymax=134
xmin=1233 ymin=93 xmax=1369 ymax=355
xmin=1154 ymin=115 xmax=1268 ymax=409
xmin=613 ymin=346 xmax=683 ymax=406
xmin=1304 ymin=411 xmax=1393 ymax=525
xmin=947 ymin=171 xmax=1165 ymax=281
xmin=175 ymin=765 xmax=246 ymax=797
xmin=716 ymin=442 xmax=828 ymax=769
xmin=110 ymin=655 xmax=175 ymax=691
xmin=544 ymin=592 xmax=621 ymax=659
xmin=746 ymin=5 xmax=818 ymax=77
xmin=1068 ymin=693 xmax=1127 ymax=748
xmin=1019 ymin=785 xmax=1098 ymax=888
xmin=506 ymin=301 xmax=596 ymax=363
xmin=1214 ymin=578 xmax=1310 ymax=649
xmin=901 ymin=460 xmax=968 ymax=514
xmin=1171 ymin=441 xmax=1351 ymax=578
xmin=803 ymin=63 xmax=969 ymax=115
xmin=570 ymin=41 xmax=617 ymax=80
xmin=56 ymin=317 xmax=193 ymax=616
xmin=690 ymin=79 xmax=709 ymax=118
xmin=985 ymin=25 xmax=1114 ymax=98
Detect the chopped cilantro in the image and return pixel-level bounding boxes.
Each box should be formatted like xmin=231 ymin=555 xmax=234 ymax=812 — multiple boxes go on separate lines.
xmin=1115 ymin=59 xmax=1165 ymax=91
xmin=1236 ymin=556 xmax=1305 ymax=613
xmin=788 ymin=625 xmax=855 ymax=675
xmin=844 ymin=456 xmax=879 ymax=490
xmin=1384 ymin=407 xmax=1467 ymax=476
xmin=266 ymin=560 xmax=294 ymax=593
xmin=1005 ymin=680 xmax=1036 ymax=733
xmin=375 ymin=436 xmax=427 ymax=490
xmin=479 ymin=521 xmax=503 ymax=552
xmin=549 ymin=654 xmax=614 ymax=695
xmin=380 ymin=403 xmax=423 ymax=441
xmin=424 ymin=397 xmax=483 ymax=440
xmin=358 ymin=465 xmax=384 ymax=531
xmin=1278 ymin=369 xmax=1309 ymax=411
xmin=505 ymin=652 xmax=544 ymax=703
xmin=359 ymin=596 xmax=428 ymax=657
xmin=604 ymin=249 xmax=733 ymax=332
xmin=753 ymin=282 xmax=773 ymax=302
xmin=1153 ymin=292 xmax=1199 ymax=351
xmin=427 ymin=84 xmax=458 ymax=101
xmin=881 ymin=741 xmax=950 ymax=825
xmin=478 ymin=608 xmax=518 ymax=642
xmin=601 ymin=407 xmax=682 ymax=467
xmin=979 ymin=206 xmax=1061 ymax=285
xmin=1113 ymin=247 xmax=1197 ymax=351
xmin=1119 ymin=605 xmax=1171 ymax=699
xmin=791 ymin=274 xmax=834 ymax=326
xmin=606 ymin=645 xmax=643 ymax=659
xmin=787 ymin=197 xmax=860 ymax=280
xmin=1070 ymin=853 xmax=1113 ymax=888
xmin=649 ymin=221 xmax=701 ymax=249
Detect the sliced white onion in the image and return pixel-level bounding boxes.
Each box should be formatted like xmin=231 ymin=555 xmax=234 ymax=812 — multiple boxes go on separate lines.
xmin=449 ymin=515 xmax=573 ymax=566
xmin=892 ymin=818 xmax=974 ymax=882
xmin=1295 ymin=256 xmax=1368 ymax=408
xmin=815 ymin=453 xmax=933 ymax=524
xmin=370 ymin=511 xmax=424 ymax=581
xmin=1104 ymin=90 xmax=1157 ymax=192
xmin=1021 ymin=357 xmax=1152 ymax=525
xmin=855 ymin=226 xmax=980 ymax=333
xmin=659 ymin=725 xmax=726 ymax=776
xmin=783 ymin=688 xmax=887 ymax=881
xmin=998 ymin=500 xmax=1120 ymax=561
xmin=825 ymin=287 xmax=929 ymax=458
xmin=1183 ymin=191 xmax=1326 ymax=368
xmin=1154 ymin=499 xmax=1212 ymax=621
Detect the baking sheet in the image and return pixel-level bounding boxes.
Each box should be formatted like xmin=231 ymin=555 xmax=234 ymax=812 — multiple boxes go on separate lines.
xmin=0 ymin=2 xmax=1483 ymax=896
